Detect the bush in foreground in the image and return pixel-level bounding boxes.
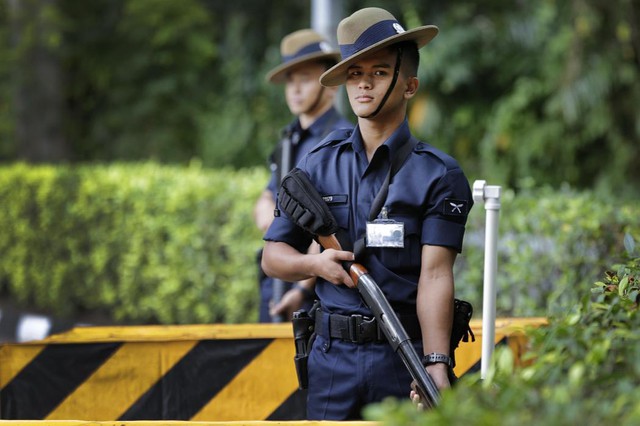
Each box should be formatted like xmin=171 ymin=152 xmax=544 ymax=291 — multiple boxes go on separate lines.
xmin=365 ymin=234 xmax=640 ymax=425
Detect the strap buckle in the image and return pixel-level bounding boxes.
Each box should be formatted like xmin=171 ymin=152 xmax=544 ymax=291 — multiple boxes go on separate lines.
xmin=349 ymin=314 xmax=378 ymax=344
xmin=348 ymin=314 xmax=364 ymax=344
xmin=348 ymin=314 xmax=378 ymax=344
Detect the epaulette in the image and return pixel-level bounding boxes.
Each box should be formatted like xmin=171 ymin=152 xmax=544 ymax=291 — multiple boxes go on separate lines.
xmin=414 ymin=140 xmax=462 ymax=171
xmin=310 ymin=128 xmax=353 ymax=153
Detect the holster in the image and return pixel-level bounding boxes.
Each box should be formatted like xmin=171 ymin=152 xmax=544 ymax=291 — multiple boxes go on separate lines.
xmin=291 ymin=303 xmax=318 ymax=389
xmin=450 ymin=298 xmax=475 ymax=369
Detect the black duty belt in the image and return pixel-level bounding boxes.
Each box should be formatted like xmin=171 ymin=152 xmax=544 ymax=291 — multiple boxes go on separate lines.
xmin=315 ymin=310 xmax=422 ymax=344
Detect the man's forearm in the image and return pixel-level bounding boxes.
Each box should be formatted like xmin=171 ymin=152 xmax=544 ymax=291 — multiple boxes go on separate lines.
xmin=262 ymin=241 xmax=316 ymax=282
xmin=416 ymin=245 xmax=457 ymax=355
xmin=417 ymin=276 xmax=454 ymax=355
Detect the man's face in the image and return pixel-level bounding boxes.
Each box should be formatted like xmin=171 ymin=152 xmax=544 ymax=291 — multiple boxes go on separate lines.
xmin=344 ymin=47 xmax=410 ymax=119
xmin=284 ymin=62 xmax=326 ymax=116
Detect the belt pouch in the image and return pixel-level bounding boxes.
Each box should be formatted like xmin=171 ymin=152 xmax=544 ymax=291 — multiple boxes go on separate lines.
xmin=450 ymin=298 xmax=475 ymax=368
xmin=292 ymin=309 xmax=315 ymax=389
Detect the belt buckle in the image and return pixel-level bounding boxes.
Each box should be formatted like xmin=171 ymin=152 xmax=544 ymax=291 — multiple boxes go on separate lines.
xmin=349 ymin=314 xmax=378 ymax=344
xmin=348 ymin=314 xmax=364 ymax=344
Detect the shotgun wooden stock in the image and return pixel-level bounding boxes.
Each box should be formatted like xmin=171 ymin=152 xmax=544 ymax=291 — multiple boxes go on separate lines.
xmin=316 ymin=234 xmax=440 ymax=408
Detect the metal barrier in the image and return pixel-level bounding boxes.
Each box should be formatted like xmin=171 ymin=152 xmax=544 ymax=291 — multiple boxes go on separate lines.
xmin=0 ymin=319 xmax=544 ymax=421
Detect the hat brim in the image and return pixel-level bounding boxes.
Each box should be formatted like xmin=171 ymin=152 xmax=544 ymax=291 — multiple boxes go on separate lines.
xmin=266 ymin=51 xmax=342 ymax=84
xmin=319 ymin=25 xmax=438 ymax=87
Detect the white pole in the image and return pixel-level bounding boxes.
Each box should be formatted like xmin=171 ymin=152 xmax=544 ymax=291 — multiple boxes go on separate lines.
xmin=472 ymin=180 xmax=501 ymax=379
xmin=311 ymin=0 xmax=348 ymax=116
xmin=311 ymin=0 xmax=342 ymax=46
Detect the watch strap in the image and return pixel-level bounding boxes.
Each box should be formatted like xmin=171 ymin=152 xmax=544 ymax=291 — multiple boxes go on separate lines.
xmin=422 ymin=352 xmax=453 ymax=368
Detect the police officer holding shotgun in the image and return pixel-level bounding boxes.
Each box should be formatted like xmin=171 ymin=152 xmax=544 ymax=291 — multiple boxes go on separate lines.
xmin=262 ymin=7 xmax=473 ymax=419
xmin=254 ymin=29 xmax=353 ymax=323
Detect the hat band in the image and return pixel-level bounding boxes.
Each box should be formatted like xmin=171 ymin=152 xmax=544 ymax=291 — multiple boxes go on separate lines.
xmin=339 ymin=20 xmax=401 ymax=59
xmin=283 ymin=42 xmax=323 ymax=63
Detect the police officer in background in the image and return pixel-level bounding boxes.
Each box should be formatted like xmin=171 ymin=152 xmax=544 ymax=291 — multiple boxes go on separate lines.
xmin=254 ymin=29 xmax=353 ymax=323
xmin=262 ymin=8 xmax=473 ymax=419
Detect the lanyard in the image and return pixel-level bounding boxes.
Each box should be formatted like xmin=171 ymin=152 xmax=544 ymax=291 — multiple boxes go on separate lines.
xmin=367 ymin=135 xmax=418 ymax=221
xmin=353 ymin=135 xmax=418 ymax=261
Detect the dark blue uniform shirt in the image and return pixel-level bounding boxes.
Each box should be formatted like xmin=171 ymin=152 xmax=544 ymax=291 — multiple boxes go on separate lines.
xmin=258 ymin=106 xmax=352 ymax=323
xmin=266 ymin=107 xmax=353 ymax=198
xmin=265 ymin=119 xmax=473 ymax=316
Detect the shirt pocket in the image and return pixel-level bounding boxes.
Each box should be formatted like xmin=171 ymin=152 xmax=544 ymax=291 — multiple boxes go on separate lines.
xmin=324 ymin=195 xmax=349 ymax=227
xmin=375 ymin=213 xmax=421 ymax=274
xmin=324 ymin=194 xmax=351 ymax=249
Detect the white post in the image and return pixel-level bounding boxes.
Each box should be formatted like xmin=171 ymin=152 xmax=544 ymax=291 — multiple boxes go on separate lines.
xmin=472 ymin=180 xmax=501 ymax=379
xmin=310 ymin=0 xmax=348 ymax=116
xmin=311 ymin=0 xmax=343 ymax=46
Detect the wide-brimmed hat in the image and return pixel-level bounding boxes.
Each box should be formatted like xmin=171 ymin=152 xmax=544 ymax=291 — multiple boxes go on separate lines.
xmin=266 ymin=29 xmax=341 ymax=84
xmin=320 ymin=8 xmax=438 ymax=87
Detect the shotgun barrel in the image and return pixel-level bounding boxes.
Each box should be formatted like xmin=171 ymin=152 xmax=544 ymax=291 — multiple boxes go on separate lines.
xmin=318 ymin=235 xmax=440 ymax=408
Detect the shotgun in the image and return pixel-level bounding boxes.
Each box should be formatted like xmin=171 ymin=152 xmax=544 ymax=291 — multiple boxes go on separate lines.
xmin=277 ymin=167 xmax=440 ymax=408
xmin=270 ymin=132 xmax=293 ymax=323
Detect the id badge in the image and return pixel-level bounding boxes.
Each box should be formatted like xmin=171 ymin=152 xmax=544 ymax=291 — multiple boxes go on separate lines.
xmin=366 ymin=219 xmax=404 ymax=248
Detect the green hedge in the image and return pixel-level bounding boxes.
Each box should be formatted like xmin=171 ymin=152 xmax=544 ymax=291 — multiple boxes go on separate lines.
xmin=456 ymin=184 xmax=640 ymax=317
xmin=1 ymin=163 xmax=638 ymax=324
xmin=365 ymin=235 xmax=640 ymax=424
xmin=0 ymin=162 xmax=266 ymax=324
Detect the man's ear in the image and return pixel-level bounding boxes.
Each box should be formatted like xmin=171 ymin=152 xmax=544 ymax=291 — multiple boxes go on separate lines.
xmin=404 ymin=76 xmax=419 ymax=99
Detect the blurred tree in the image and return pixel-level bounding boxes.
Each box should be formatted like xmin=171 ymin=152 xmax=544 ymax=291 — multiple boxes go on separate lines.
xmin=0 ymin=2 xmax=14 ymax=161
xmin=195 ymin=0 xmax=310 ymax=168
xmin=400 ymin=0 xmax=640 ymax=193
xmin=60 ymin=0 xmax=218 ymax=162
xmin=6 ymin=0 xmax=67 ymax=162
xmin=57 ymin=0 xmax=311 ymax=167
xmin=0 ymin=0 xmax=638 ymax=195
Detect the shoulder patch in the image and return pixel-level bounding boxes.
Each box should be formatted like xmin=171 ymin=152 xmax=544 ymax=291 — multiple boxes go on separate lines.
xmin=443 ymin=198 xmax=469 ymax=216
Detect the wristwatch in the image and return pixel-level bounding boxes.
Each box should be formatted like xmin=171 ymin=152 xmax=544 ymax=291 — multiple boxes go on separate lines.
xmin=422 ymin=352 xmax=453 ymax=368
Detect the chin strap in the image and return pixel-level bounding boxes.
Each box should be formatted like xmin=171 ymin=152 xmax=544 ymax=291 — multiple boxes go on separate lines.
xmin=362 ymin=47 xmax=403 ymax=119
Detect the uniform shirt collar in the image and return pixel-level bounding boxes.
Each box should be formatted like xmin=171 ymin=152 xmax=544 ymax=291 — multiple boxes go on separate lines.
xmin=384 ymin=118 xmax=412 ymax=157
xmin=349 ymin=118 xmax=412 ymax=160
xmin=304 ymin=107 xmax=340 ymax=137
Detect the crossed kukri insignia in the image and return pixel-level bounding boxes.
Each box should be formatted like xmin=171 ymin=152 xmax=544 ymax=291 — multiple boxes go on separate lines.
xmin=449 ymin=202 xmax=464 ymax=214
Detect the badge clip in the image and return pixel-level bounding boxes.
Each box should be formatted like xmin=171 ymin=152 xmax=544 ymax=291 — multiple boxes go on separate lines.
xmin=366 ymin=208 xmax=404 ymax=248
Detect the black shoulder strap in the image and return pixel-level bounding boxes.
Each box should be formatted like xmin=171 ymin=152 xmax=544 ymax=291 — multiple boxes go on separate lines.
xmin=368 ymin=136 xmax=419 ymax=221
xmin=353 ymin=136 xmax=419 ymax=262
xmin=271 ymin=124 xmax=297 ymax=184
xmin=280 ymin=135 xmax=293 ymax=184
xmin=277 ymin=115 xmax=343 ymax=184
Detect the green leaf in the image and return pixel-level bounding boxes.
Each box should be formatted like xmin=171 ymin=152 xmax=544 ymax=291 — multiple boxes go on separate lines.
xmin=624 ymin=233 xmax=636 ymax=256
xmin=568 ymin=362 xmax=585 ymax=387
xmin=567 ymin=312 xmax=581 ymax=325
xmin=618 ymin=276 xmax=629 ymax=297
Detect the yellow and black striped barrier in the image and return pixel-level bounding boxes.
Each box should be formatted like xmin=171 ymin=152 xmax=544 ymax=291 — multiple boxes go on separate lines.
xmin=0 ymin=422 xmax=376 ymax=426
xmin=0 ymin=318 xmax=546 ymax=421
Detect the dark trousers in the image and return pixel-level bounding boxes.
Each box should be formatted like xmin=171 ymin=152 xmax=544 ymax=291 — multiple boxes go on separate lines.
xmin=306 ymin=333 xmax=420 ymax=420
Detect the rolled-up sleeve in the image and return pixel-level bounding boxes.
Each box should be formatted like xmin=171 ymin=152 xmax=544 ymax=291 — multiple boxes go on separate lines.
xmin=263 ymin=213 xmax=314 ymax=254
xmin=421 ymin=168 xmax=473 ymax=252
